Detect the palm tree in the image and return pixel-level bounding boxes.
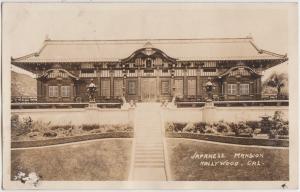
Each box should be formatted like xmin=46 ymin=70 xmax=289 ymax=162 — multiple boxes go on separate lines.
xmin=264 ymin=73 xmax=288 ymax=99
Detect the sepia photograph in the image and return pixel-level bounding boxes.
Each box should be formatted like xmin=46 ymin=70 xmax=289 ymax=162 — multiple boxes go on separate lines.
xmin=1 ymin=2 xmax=298 ymax=190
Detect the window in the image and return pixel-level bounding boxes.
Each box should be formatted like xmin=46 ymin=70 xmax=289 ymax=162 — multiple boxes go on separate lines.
xmin=49 ymin=86 xmax=59 ymax=97
xmin=187 ymin=79 xmax=196 ymax=96
xmin=162 ymin=69 xmax=168 ymax=73
xmin=174 ymin=79 xmax=183 ymax=97
xmin=114 ymin=79 xmax=123 ymax=97
xmin=101 ymin=79 xmax=111 ymax=97
xmin=240 ymin=84 xmax=250 ymax=95
xmin=61 ymin=86 xmax=71 ymax=97
xmin=228 ymin=84 xmax=237 ymax=95
xmin=128 ymin=80 xmax=137 ymax=95
xmin=161 ymin=81 xmax=170 ymax=95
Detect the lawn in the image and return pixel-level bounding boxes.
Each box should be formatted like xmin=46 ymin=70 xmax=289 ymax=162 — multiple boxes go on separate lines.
xmin=11 ymin=139 xmax=132 ymax=181
xmin=166 ymin=138 xmax=289 ymax=181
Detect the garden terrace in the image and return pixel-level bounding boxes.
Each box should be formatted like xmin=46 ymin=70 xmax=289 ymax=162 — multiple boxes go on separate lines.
xmin=11 ymin=102 xmax=122 ymax=109
xmin=176 ymin=100 xmax=289 ymax=108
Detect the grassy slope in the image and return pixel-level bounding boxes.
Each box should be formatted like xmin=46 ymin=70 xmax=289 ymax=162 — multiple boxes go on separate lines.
xmin=11 ymin=139 xmax=132 ymax=181
xmin=167 ymin=139 xmax=288 ymax=181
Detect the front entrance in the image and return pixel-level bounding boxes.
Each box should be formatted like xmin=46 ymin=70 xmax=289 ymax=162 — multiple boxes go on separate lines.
xmin=141 ymin=78 xmax=157 ymax=101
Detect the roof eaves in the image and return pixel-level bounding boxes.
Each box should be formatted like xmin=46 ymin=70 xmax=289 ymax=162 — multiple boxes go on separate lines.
xmin=11 ymin=52 xmax=38 ymax=63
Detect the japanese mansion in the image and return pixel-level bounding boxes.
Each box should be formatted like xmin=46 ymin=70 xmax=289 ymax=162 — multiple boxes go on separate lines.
xmin=11 ymin=37 xmax=288 ymax=103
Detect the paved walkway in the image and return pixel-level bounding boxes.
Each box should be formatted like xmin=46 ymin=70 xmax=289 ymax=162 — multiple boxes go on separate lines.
xmin=130 ymin=103 xmax=167 ymax=181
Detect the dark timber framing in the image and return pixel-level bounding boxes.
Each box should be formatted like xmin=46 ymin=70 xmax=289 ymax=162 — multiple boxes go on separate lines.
xmin=11 ymin=37 xmax=288 ymax=103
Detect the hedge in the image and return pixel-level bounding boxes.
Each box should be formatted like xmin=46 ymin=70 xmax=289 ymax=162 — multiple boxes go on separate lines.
xmin=166 ymin=132 xmax=289 ymax=147
xmin=11 ymin=131 xmax=134 ymax=148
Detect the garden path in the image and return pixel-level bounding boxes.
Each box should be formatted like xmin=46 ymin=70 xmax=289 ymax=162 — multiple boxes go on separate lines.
xmin=130 ymin=102 xmax=167 ymax=181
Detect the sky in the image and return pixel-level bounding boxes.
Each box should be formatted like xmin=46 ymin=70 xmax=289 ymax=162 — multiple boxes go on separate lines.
xmin=2 ymin=3 xmax=295 ymax=79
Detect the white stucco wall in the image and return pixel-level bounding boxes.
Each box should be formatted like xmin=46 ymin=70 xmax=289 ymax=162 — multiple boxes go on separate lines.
xmin=161 ymin=108 xmax=203 ymax=123
xmin=162 ymin=106 xmax=288 ymax=123
xmin=12 ymin=108 xmax=134 ymax=125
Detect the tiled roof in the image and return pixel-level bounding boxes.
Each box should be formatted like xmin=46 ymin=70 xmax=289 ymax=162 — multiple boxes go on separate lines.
xmin=12 ymin=37 xmax=287 ymax=64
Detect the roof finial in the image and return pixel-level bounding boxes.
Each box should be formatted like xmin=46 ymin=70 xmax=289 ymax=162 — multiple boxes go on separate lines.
xmin=144 ymin=41 xmax=153 ymax=49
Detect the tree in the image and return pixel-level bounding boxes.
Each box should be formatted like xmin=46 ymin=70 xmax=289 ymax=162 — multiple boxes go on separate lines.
xmin=264 ymin=72 xmax=288 ymax=99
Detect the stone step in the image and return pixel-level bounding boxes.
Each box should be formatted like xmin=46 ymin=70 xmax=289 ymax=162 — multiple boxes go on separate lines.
xmin=134 ymin=164 xmax=165 ymax=168
xmin=135 ymin=159 xmax=165 ymax=163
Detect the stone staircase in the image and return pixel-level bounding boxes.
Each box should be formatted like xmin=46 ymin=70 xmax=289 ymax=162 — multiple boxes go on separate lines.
xmin=131 ymin=103 xmax=167 ymax=181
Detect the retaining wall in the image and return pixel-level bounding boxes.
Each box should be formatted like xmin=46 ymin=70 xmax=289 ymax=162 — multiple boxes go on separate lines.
xmin=12 ymin=108 xmax=135 ymax=125
xmin=166 ymin=132 xmax=289 ymax=147
xmin=162 ymin=106 xmax=288 ymax=123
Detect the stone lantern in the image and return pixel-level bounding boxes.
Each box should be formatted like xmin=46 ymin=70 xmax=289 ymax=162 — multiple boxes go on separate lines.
xmin=87 ymin=79 xmax=97 ymax=104
xmin=204 ymin=78 xmax=216 ymax=102
xmin=260 ymin=114 xmax=272 ymax=134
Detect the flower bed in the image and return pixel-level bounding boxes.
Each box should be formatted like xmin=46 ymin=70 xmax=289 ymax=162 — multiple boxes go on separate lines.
xmin=166 ymin=132 xmax=289 ymax=147
xmin=165 ymin=111 xmax=289 ymax=140
xmin=11 ymin=132 xmax=134 ymax=148
xmin=11 ymin=114 xmax=133 ymax=142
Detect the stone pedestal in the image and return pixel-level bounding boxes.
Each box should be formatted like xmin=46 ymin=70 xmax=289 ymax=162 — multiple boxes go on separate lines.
xmin=204 ymin=100 xmax=214 ymax=108
xmin=121 ymin=102 xmax=131 ymax=109
xmin=202 ymin=101 xmax=216 ymax=123
xmin=88 ymin=102 xmax=97 ymax=109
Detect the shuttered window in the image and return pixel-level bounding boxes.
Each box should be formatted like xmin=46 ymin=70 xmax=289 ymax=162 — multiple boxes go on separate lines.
xmin=228 ymin=84 xmax=237 ymax=95
xmin=187 ymin=79 xmax=196 ymax=96
xmin=61 ymin=86 xmax=71 ymax=97
xmin=49 ymin=86 xmax=59 ymax=97
xmin=101 ymin=79 xmax=111 ymax=97
xmin=174 ymin=79 xmax=183 ymax=97
xmin=161 ymin=80 xmax=170 ymax=95
xmin=240 ymin=84 xmax=250 ymax=95
xmin=114 ymin=79 xmax=123 ymax=97
xmin=128 ymin=80 xmax=137 ymax=95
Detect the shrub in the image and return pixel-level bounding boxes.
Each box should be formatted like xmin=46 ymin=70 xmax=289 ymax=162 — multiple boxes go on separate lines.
xmin=194 ymin=122 xmax=207 ymax=133
xmin=165 ymin=122 xmax=175 ymax=132
xmin=11 ymin=115 xmax=33 ymax=137
xmin=173 ymin=123 xmax=187 ymax=132
xmin=81 ymin=124 xmax=100 ymax=131
xmin=268 ymin=129 xmax=278 ymax=139
xmin=253 ymin=128 xmax=262 ymax=135
xmin=51 ymin=124 xmax=73 ymax=130
xmin=215 ymin=121 xmax=231 ymax=133
xmin=43 ymin=132 xmax=57 ymax=137
xmin=246 ymin=121 xmax=260 ymax=130
xmin=204 ymin=125 xmax=219 ymax=134
xmin=182 ymin=122 xmax=195 ymax=133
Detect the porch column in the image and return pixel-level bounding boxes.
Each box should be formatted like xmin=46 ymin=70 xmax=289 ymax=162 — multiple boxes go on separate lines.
xmin=196 ymin=68 xmax=201 ymax=97
xmin=58 ymin=83 xmax=62 ymax=102
xmin=156 ymin=67 xmax=160 ymax=101
xmin=138 ymin=68 xmax=141 ymax=101
xmin=45 ymin=83 xmax=48 ymax=101
xmin=236 ymin=81 xmax=240 ymax=100
xmin=223 ymin=81 xmax=227 ymax=100
xmin=183 ymin=67 xmax=188 ymax=99
xmin=70 ymin=83 xmax=74 ymax=101
xmin=110 ymin=70 xmax=114 ymax=98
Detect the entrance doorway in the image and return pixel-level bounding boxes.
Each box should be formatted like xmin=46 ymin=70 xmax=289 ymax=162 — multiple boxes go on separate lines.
xmin=141 ymin=78 xmax=157 ymax=101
